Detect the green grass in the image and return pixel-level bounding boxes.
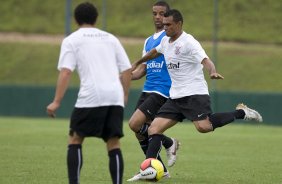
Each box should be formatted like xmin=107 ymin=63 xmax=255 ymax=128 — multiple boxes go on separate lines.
xmin=0 ymin=117 xmax=282 ymax=184
xmin=0 ymin=42 xmax=62 ymax=86
xmin=0 ymin=41 xmax=281 ymax=92
xmin=0 ymin=0 xmax=281 ymax=44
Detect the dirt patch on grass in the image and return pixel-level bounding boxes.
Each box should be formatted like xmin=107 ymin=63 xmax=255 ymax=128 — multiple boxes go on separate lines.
xmin=1 ymin=32 xmax=280 ymax=50
xmin=0 ymin=32 xmax=144 ymax=45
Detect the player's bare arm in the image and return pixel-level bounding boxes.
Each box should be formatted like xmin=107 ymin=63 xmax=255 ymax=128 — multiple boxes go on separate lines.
xmin=132 ymin=48 xmax=160 ymax=71
xmin=46 ymin=68 xmax=72 ymax=118
xmin=131 ymin=64 xmax=146 ymax=80
xmin=201 ymin=58 xmax=224 ymax=80
xmin=120 ymin=68 xmax=132 ymax=106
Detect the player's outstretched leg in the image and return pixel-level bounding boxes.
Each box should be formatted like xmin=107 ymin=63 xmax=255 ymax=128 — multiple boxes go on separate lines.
xmin=207 ymin=103 xmax=263 ymax=131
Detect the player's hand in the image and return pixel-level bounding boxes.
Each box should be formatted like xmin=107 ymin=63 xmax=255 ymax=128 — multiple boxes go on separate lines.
xmin=131 ymin=62 xmax=137 ymax=71
xmin=46 ymin=101 xmax=60 ymax=118
xmin=210 ymin=73 xmax=224 ymax=79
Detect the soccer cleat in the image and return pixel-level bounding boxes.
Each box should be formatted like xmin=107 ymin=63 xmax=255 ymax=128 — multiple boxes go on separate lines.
xmin=127 ymin=172 xmax=142 ymax=182
xmin=163 ymin=171 xmax=171 ymax=178
xmin=236 ymin=103 xmax=263 ymax=122
xmin=127 ymin=171 xmax=170 ymax=181
xmin=166 ymin=138 xmax=180 ymax=167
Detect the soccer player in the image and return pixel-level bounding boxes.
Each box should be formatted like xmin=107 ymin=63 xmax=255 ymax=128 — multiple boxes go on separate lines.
xmin=46 ymin=2 xmax=131 ymax=184
xmin=132 ymin=9 xmax=263 ymax=178
xmin=127 ymin=1 xmax=179 ymax=182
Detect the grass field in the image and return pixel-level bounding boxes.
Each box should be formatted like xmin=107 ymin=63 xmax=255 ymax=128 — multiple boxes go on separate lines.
xmin=1 ymin=41 xmax=282 ymax=92
xmin=0 ymin=117 xmax=281 ymax=184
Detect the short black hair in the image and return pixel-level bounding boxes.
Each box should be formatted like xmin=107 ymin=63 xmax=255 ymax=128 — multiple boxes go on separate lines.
xmin=164 ymin=9 xmax=183 ymax=24
xmin=153 ymin=1 xmax=170 ymax=12
xmin=74 ymin=2 xmax=98 ymax=25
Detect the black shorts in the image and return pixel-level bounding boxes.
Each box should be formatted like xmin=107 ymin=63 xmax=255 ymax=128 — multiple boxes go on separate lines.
xmin=70 ymin=106 xmax=124 ymax=142
xmin=156 ymin=95 xmax=212 ymax=122
xmin=135 ymin=92 xmax=167 ymax=121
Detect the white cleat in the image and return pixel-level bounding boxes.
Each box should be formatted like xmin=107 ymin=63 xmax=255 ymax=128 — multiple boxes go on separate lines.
xmin=236 ymin=103 xmax=263 ymax=122
xmin=163 ymin=171 xmax=171 ymax=178
xmin=127 ymin=172 xmax=142 ymax=182
xmin=127 ymin=171 xmax=170 ymax=182
xmin=166 ymin=138 xmax=180 ymax=167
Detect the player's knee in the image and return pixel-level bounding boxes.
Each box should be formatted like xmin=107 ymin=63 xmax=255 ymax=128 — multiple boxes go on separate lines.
xmin=128 ymin=119 xmax=139 ymax=132
xmin=195 ymin=124 xmax=212 ymax=133
xmin=107 ymin=137 xmax=120 ymax=151
xmin=148 ymin=125 xmax=159 ymax=135
xmin=68 ymin=132 xmax=84 ymax=144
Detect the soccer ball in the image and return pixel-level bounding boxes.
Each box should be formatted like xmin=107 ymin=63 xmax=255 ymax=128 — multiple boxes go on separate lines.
xmin=140 ymin=158 xmax=164 ymax=181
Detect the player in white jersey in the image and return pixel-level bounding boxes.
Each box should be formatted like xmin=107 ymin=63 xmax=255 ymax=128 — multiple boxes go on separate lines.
xmin=132 ymin=9 xmax=262 ymax=178
xmin=127 ymin=1 xmax=179 ymax=182
xmin=46 ymin=2 xmax=131 ymax=184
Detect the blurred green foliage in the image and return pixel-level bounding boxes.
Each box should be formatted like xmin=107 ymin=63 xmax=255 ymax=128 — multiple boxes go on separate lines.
xmin=0 ymin=0 xmax=281 ymax=91
xmin=0 ymin=41 xmax=281 ymax=92
xmin=0 ymin=0 xmax=281 ymax=43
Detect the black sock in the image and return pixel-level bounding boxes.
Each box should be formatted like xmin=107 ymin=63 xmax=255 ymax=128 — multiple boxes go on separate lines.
xmin=146 ymin=134 xmax=163 ymax=159
xmin=235 ymin=109 xmax=245 ymax=119
xmin=139 ymin=139 xmax=148 ymax=155
xmin=162 ymin=135 xmax=173 ymax=149
xmin=140 ymin=137 xmax=168 ymax=172
xmin=209 ymin=110 xmax=245 ymax=130
xmin=67 ymin=144 xmax=83 ymax=184
xmin=138 ymin=123 xmax=149 ymax=137
xmin=138 ymin=124 xmax=173 ymax=149
xmin=156 ymin=155 xmax=168 ymax=172
xmin=108 ymin=148 xmax=124 ymax=184
xmin=160 ymin=135 xmax=172 ymax=172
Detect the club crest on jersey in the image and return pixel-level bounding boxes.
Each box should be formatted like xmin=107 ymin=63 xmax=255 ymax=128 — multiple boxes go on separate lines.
xmin=174 ymin=46 xmax=181 ymax=55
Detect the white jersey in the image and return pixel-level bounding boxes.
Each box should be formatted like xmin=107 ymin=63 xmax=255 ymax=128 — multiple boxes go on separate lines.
xmin=58 ymin=28 xmax=131 ymax=107
xmin=156 ymin=31 xmax=209 ymax=99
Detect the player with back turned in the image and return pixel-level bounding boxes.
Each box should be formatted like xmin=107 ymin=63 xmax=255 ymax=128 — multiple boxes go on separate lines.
xmin=127 ymin=1 xmax=180 ymax=182
xmin=46 ymin=2 xmax=131 ymax=184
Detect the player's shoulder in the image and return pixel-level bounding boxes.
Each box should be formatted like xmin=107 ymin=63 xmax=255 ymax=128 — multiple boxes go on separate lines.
xmin=160 ymin=35 xmax=170 ymax=43
xmin=98 ymin=29 xmax=121 ymax=44
xmin=144 ymin=33 xmax=154 ymax=44
xmin=181 ymin=32 xmax=195 ymax=40
xmin=72 ymin=28 xmax=117 ymax=40
xmin=183 ymin=32 xmax=198 ymax=42
xmin=181 ymin=32 xmax=200 ymax=45
xmin=145 ymin=30 xmax=166 ymax=42
xmin=98 ymin=29 xmax=115 ymax=38
xmin=62 ymin=28 xmax=88 ymax=43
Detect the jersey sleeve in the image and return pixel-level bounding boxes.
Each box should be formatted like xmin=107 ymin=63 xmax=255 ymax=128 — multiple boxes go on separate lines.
xmin=155 ymin=36 xmax=166 ymax=54
xmin=57 ymin=38 xmax=76 ymax=71
xmin=189 ymin=37 xmax=209 ymax=63
xmin=142 ymin=37 xmax=150 ymax=56
xmin=113 ymin=37 xmax=132 ymax=72
xmin=141 ymin=37 xmax=150 ymax=65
